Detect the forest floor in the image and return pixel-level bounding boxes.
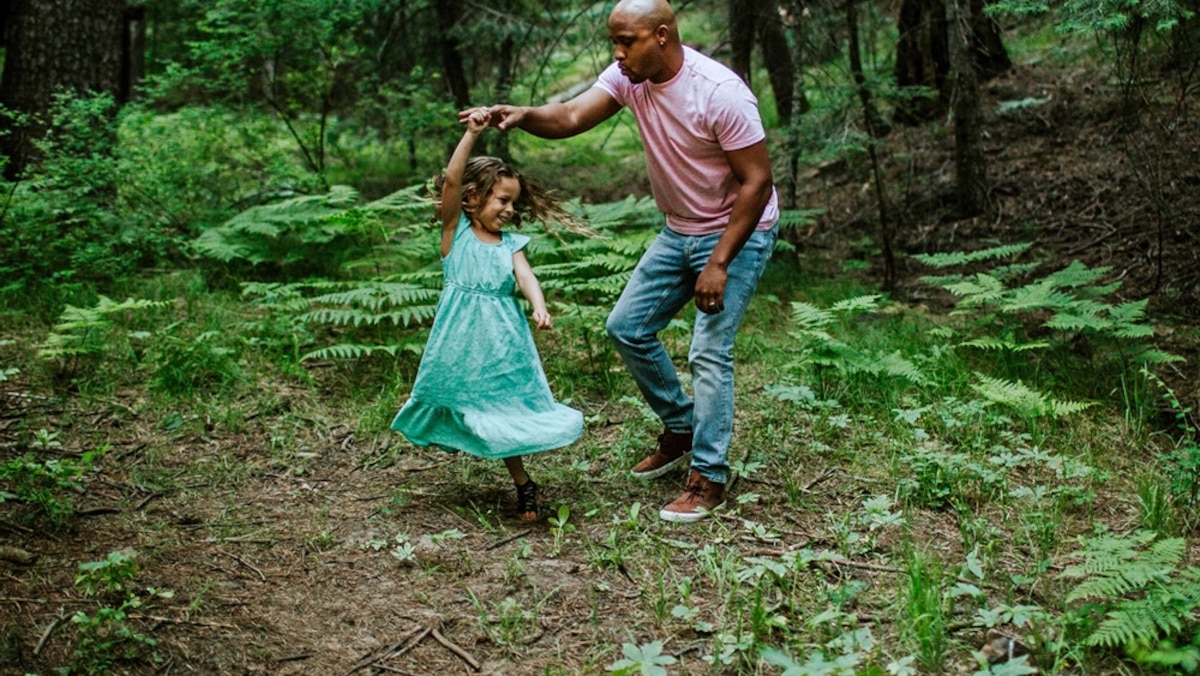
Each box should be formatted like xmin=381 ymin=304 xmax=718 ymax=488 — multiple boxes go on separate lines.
xmin=2 ymin=56 xmax=1199 ymax=675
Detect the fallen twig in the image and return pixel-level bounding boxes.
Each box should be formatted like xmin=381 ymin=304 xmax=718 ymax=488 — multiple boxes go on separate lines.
xmin=802 ymin=469 xmax=835 ymax=493
xmin=345 ymin=626 xmax=431 ymax=675
xmin=33 ymin=614 xmax=64 ymax=656
xmin=401 ymin=459 xmax=454 ymax=473
xmin=230 ymin=553 xmax=267 ymax=582
xmin=431 ymin=627 xmax=481 ymax=671
xmin=345 ymin=629 xmax=429 ymax=672
xmin=75 ymin=506 xmax=120 ymax=517
xmin=128 ymin=615 xmax=237 ymax=629
xmin=134 ymin=492 xmax=161 ymax=512
xmin=275 ymin=653 xmax=312 ymax=663
xmin=486 ymin=529 xmax=532 ymax=551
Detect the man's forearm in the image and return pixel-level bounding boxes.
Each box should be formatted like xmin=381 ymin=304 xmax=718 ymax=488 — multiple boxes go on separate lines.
xmin=708 ymin=179 xmax=773 ymax=269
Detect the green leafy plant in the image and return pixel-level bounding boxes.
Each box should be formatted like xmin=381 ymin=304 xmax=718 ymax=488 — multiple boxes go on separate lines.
xmin=914 ymin=246 xmax=1180 ymax=374
xmin=606 ymin=640 xmax=677 ymax=675
xmin=548 ymin=504 xmax=575 ymax=558
xmin=76 ymin=550 xmax=139 ymax=597
xmin=786 ymin=295 xmax=929 ymax=389
xmin=37 ymin=295 xmax=168 ymax=363
xmin=0 ymin=445 xmax=104 ymax=525
xmin=1062 ymin=529 xmax=1200 ymax=668
xmin=1145 ymin=368 xmax=1200 ymax=524
xmin=71 ymin=603 xmax=159 ymax=673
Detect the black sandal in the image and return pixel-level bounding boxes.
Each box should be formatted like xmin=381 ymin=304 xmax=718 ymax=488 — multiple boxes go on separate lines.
xmin=515 ymin=479 xmax=539 ymax=521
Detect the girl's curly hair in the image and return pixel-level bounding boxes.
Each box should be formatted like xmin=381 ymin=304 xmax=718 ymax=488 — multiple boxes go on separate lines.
xmin=433 ymin=156 xmax=581 ymax=229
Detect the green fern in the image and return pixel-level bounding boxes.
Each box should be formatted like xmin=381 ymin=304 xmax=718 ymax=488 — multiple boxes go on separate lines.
xmin=911 ymin=242 xmax=1033 ymax=268
xmin=1062 ymin=530 xmax=1200 ymax=663
xmin=785 ymin=296 xmax=929 ymax=386
xmin=38 ymin=296 xmax=168 ymax=359
xmin=238 ymin=194 xmax=666 ymax=364
xmin=300 ymin=342 xmax=422 ymax=361
xmin=915 ymin=247 xmax=1178 ymax=381
xmin=970 ymin=374 xmax=1094 ymax=419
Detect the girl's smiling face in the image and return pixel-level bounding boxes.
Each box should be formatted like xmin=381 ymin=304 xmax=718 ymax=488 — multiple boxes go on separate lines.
xmin=470 ymin=176 xmax=521 ymax=237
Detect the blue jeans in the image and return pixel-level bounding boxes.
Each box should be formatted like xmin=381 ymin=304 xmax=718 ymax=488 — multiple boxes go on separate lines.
xmin=606 ymin=225 xmax=777 ymax=484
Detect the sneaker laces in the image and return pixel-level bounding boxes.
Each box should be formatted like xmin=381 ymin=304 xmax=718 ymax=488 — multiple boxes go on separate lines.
xmin=516 ymin=479 xmax=539 ymax=514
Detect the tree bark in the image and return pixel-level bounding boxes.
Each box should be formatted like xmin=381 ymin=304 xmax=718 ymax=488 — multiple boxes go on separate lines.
xmin=729 ymin=0 xmax=796 ymax=123
xmin=780 ymin=0 xmax=810 ymax=209
xmin=893 ymin=0 xmax=950 ymax=124
xmin=972 ymin=0 xmax=1011 ymax=80
xmin=847 ymin=0 xmax=895 ymax=290
xmin=894 ymin=0 xmax=1009 ymax=125
xmin=759 ymin=3 xmax=796 ymax=123
xmin=432 ymin=0 xmax=470 ymax=110
xmin=0 ymin=0 xmax=125 ymax=179
xmin=950 ymin=0 xmax=988 ymax=216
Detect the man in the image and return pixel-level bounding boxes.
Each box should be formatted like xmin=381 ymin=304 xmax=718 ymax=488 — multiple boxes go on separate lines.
xmin=480 ymin=0 xmax=779 ymax=522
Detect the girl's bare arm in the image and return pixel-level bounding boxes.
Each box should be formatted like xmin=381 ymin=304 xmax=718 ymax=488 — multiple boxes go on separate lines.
xmin=440 ymin=109 xmax=489 ymax=257
xmin=513 ymin=251 xmax=551 ymax=329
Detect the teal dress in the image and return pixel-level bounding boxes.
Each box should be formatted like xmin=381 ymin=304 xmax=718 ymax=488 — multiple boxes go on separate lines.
xmin=391 ymin=217 xmax=583 ymax=458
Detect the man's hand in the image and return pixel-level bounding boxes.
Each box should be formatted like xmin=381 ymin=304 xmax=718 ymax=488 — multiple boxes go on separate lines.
xmin=695 ymin=263 xmax=728 ymax=314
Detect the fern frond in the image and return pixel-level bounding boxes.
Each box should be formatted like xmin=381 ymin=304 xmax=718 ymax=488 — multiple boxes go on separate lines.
xmin=300 ymin=306 xmax=438 ymax=328
xmin=874 ymin=351 xmax=930 ymax=385
xmin=970 ymin=374 xmax=1093 ymax=419
xmin=300 ymin=343 xmax=421 ymax=361
xmin=959 ymin=336 xmax=1051 ymax=352
xmin=1043 ymin=259 xmax=1112 ymax=289
xmin=790 ymin=302 xmax=835 ymax=330
xmin=1000 ymin=279 xmax=1076 ymax=312
xmin=308 ymin=284 xmax=440 ymax=312
xmin=943 ymin=273 xmax=1006 ymax=306
xmin=829 ymin=294 xmax=883 ymax=314
xmin=776 ymin=208 xmax=823 ymax=229
xmin=911 ymin=242 xmax=1032 ymax=268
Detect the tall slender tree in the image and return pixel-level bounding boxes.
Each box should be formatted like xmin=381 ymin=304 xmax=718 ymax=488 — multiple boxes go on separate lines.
xmin=950 ymin=0 xmax=988 ymax=215
xmin=0 ymin=0 xmax=126 ymax=179
xmin=728 ymin=0 xmax=798 ymax=122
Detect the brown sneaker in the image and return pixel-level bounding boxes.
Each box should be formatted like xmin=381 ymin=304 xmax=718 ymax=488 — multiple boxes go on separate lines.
xmin=630 ymin=430 xmax=693 ymax=479
xmin=659 ymin=471 xmax=726 ymax=522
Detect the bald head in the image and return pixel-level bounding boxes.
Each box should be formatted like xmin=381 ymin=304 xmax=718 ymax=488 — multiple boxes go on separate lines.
xmin=611 ymin=0 xmax=677 ymax=36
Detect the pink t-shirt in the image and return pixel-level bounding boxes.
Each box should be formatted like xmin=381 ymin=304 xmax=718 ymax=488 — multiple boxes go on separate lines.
xmin=594 ymin=46 xmax=779 ymax=236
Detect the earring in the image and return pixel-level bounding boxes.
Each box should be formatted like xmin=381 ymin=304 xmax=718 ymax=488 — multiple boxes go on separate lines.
xmin=659 ymin=41 xmax=665 ymax=47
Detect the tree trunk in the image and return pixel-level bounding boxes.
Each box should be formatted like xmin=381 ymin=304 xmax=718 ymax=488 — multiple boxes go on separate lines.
xmin=972 ymin=0 xmax=1011 ymax=80
xmin=729 ymin=0 xmax=797 ymax=123
xmin=0 ymin=0 xmax=125 ymax=179
xmin=893 ymin=0 xmax=950 ymax=124
xmin=120 ymin=3 xmax=146 ymax=103
xmin=847 ymin=0 xmax=895 ymax=290
xmin=950 ymin=0 xmax=988 ymax=216
xmin=433 ymin=0 xmax=470 ymax=110
xmin=730 ymin=0 xmax=757 ymax=86
xmin=780 ymin=0 xmax=810 ymax=209
xmin=846 ymin=0 xmax=890 ymax=138
xmin=894 ymin=0 xmax=1009 ymax=125
xmin=759 ymin=2 xmax=796 ymax=123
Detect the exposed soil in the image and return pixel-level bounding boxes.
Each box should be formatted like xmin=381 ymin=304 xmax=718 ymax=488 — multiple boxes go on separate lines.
xmin=2 ymin=54 xmax=1199 ymax=676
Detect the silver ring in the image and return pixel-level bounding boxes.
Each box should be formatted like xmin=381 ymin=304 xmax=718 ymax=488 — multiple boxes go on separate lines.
xmin=708 ymin=302 xmax=717 ymax=307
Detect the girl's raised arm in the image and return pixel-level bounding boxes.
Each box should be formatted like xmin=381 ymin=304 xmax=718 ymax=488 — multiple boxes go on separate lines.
xmin=513 ymin=251 xmax=552 ymax=330
xmin=440 ymin=108 xmax=489 ymax=258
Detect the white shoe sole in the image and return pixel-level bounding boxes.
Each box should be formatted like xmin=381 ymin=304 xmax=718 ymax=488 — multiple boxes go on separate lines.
xmin=659 ymin=501 xmax=725 ymax=523
xmin=630 ymin=451 xmax=692 ymax=480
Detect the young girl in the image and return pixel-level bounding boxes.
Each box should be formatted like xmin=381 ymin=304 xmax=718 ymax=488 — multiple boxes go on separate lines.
xmin=391 ymin=108 xmax=583 ymax=521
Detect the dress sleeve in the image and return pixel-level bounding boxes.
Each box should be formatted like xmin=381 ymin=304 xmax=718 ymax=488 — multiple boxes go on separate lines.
xmin=506 ymin=232 xmax=531 ymax=254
